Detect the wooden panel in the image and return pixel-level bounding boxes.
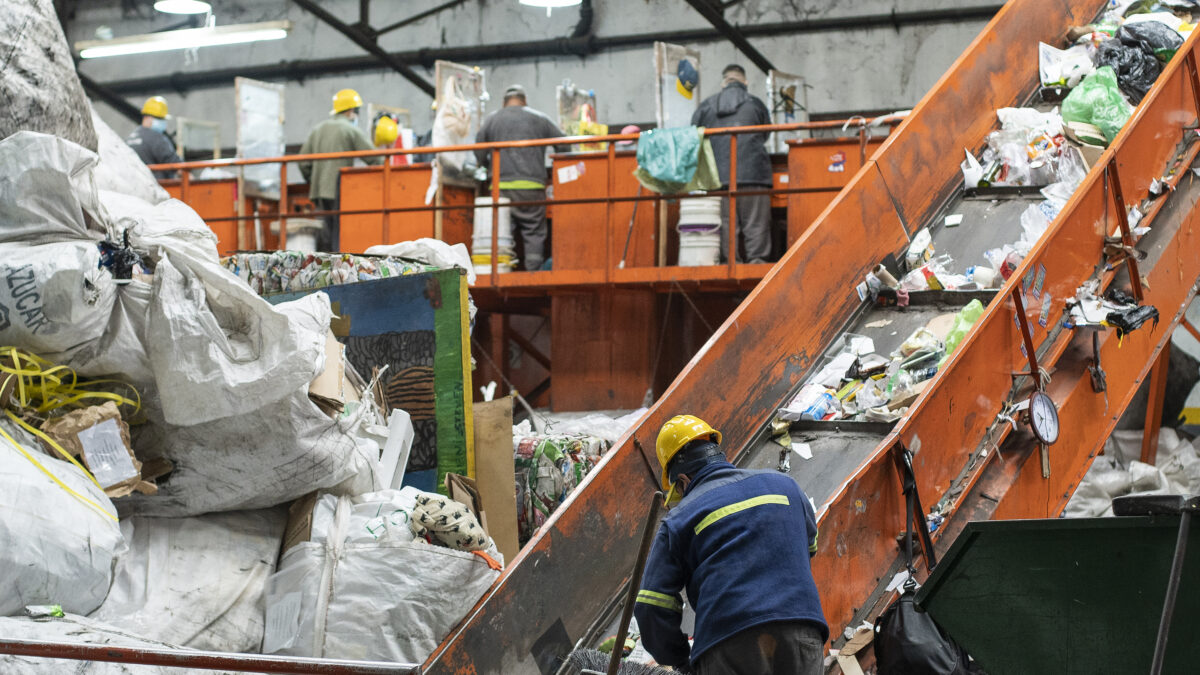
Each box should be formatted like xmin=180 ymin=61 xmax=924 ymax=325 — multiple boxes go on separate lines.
xmin=786 ymin=138 xmax=883 ymax=244
xmin=552 ymin=152 xmax=656 ymax=271
xmin=550 ymin=290 xmax=657 ymax=411
xmin=473 ymin=397 xmax=520 ymax=563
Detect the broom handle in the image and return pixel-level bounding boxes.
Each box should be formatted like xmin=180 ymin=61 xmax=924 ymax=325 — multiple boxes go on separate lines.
xmin=609 ymin=490 xmax=664 ymax=675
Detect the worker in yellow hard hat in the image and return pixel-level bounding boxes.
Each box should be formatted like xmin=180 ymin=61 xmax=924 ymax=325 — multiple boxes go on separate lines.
xmin=636 ymin=414 xmax=828 ymax=674
xmin=298 ymin=88 xmax=383 ymax=252
xmin=126 ymin=96 xmax=182 ymax=180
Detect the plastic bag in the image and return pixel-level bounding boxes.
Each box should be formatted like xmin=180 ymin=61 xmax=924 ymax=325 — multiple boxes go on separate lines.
xmin=1096 ymin=39 xmax=1160 ymax=103
xmin=940 ymin=300 xmax=985 ymax=365
xmin=633 ymin=126 xmax=720 ymax=194
xmin=1062 ymin=67 xmax=1134 ymax=143
xmin=1118 ymin=20 xmax=1184 ymax=62
xmin=1040 ymin=43 xmax=1095 ymax=88
xmin=0 ymin=419 xmax=124 ymax=617
xmin=0 ymin=132 xmax=107 ymax=245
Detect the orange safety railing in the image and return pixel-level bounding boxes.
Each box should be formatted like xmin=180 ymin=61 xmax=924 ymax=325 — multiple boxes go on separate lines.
xmin=150 ymin=116 xmax=903 ymax=285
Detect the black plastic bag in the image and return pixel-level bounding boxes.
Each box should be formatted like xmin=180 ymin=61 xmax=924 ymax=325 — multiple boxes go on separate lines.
xmin=1118 ymin=22 xmax=1184 ymax=62
xmin=875 ymin=586 xmax=972 ymax=675
xmin=1097 ymin=38 xmax=1161 ymax=103
xmin=1106 ymin=304 xmax=1159 ymax=338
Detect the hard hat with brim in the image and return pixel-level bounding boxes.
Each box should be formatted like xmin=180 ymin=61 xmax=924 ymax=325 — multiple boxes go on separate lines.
xmin=656 ymin=414 xmax=721 ymax=493
xmin=141 ymin=96 xmax=169 ymax=119
xmin=331 ymin=88 xmax=364 ymax=115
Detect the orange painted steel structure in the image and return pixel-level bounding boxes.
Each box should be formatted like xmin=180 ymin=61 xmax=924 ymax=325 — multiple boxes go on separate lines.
xmin=419 ymin=1 xmax=1200 ymax=673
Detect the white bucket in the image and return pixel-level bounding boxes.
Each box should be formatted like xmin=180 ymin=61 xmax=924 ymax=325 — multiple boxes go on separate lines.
xmin=271 ymin=217 xmax=323 ymax=253
xmin=473 ymin=197 xmax=515 ymax=254
xmin=678 ymin=226 xmax=721 ymax=267
xmin=678 ymin=196 xmax=722 ymax=228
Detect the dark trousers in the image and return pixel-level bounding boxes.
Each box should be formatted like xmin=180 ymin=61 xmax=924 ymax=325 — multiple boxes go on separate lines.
xmin=313 ymin=197 xmax=339 ymax=252
xmin=720 ymin=192 xmax=772 ymax=264
xmin=501 ymin=188 xmax=548 ymax=271
xmin=695 ymin=621 xmax=825 ymax=675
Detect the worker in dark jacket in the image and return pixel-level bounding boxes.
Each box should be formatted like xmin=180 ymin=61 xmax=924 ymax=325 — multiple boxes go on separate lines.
xmin=473 ymin=85 xmax=566 ymax=271
xmin=691 ymin=64 xmax=773 ymax=263
xmin=299 ymin=88 xmax=383 ymax=252
xmin=635 ymin=414 xmax=827 ymax=675
xmin=126 ymin=96 xmax=182 ymax=180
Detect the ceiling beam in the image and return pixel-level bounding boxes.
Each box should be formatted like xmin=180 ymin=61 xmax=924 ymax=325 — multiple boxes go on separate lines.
xmin=683 ymin=0 xmax=774 ymax=74
xmin=375 ymin=0 xmax=469 ymax=38
xmin=292 ymin=0 xmax=436 ymax=97
xmin=78 ymin=71 xmax=143 ymax=124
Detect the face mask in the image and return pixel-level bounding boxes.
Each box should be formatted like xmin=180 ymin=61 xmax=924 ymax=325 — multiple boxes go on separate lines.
xmin=150 ymin=118 xmax=168 ymax=133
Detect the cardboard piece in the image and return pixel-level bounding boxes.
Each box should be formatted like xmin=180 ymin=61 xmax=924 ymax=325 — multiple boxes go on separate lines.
xmin=39 ymin=401 xmax=156 ymax=498
xmin=309 ymin=330 xmax=362 ymax=419
xmin=472 ymin=397 xmax=520 ymax=563
xmin=281 ymin=491 xmax=320 ymax=556
xmin=445 ymin=473 xmax=487 ymax=535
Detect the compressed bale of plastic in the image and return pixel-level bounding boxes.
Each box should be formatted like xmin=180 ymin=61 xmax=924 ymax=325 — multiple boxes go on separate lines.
xmin=0 ymin=0 xmax=97 ymax=151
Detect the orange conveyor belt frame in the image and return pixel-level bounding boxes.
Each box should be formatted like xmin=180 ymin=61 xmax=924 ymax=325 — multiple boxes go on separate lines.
xmin=424 ymin=0 xmax=1200 ymax=672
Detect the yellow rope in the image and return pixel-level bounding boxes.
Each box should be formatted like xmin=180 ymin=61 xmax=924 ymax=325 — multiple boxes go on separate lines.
xmin=5 ymin=410 xmax=102 ymax=490
xmin=0 ymin=423 xmax=117 ymax=522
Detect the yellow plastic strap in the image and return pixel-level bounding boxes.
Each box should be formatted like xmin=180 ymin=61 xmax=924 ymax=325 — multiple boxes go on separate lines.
xmin=636 ymin=590 xmax=683 ymax=613
xmin=5 ymin=410 xmax=101 ymax=490
xmin=809 ymin=530 xmax=819 ymax=554
xmin=0 ymin=347 xmax=140 ymax=415
xmin=694 ymin=494 xmax=790 ymax=535
xmin=0 ymin=424 xmax=116 ymax=522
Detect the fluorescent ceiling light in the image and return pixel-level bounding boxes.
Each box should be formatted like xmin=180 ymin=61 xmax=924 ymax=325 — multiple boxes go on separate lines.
xmin=76 ymin=20 xmax=290 ymax=59
xmin=518 ymin=0 xmax=581 ymax=16
xmin=153 ymin=0 xmax=212 ymax=14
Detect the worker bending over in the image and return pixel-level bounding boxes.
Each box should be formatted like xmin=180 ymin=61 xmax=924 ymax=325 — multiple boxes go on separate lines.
xmin=635 ymin=415 xmax=827 ymax=674
xmin=126 ymin=96 xmax=182 ymax=180
xmin=473 ymin=85 xmax=565 ymax=272
xmin=299 ymin=88 xmax=382 ymax=252
xmin=691 ymin=64 xmax=773 ymax=264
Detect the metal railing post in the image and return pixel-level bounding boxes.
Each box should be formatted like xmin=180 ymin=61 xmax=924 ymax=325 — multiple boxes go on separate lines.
xmin=606 ymin=141 xmax=616 ymax=281
xmin=491 ymin=149 xmax=501 ymax=284
xmin=728 ymin=133 xmax=738 ymax=276
xmin=382 ymin=159 xmax=392 ymax=244
xmin=278 ymin=163 xmax=288 ymax=250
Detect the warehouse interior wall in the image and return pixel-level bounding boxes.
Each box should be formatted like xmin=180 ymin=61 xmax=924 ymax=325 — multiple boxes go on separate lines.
xmin=70 ymin=0 xmax=996 ymax=147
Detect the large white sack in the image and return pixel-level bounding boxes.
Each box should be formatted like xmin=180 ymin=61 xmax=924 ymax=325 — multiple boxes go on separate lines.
xmin=90 ymin=105 xmax=170 ymax=206
xmin=0 ymin=1 xmax=97 ymax=151
xmin=0 ymin=240 xmax=117 ymax=355
xmin=144 ymin=254 xmax=328 ymax=427
xmin=0 ymin=614 xmax=232 ymax=675
xmin=0 ymin=131 xmax=105 ymax=244
xmin=120 ymin=385 xmax=380 ymax=518
xmin=104 ymin=189 xmax=220 ymax=265
xmin=263 ymin=490 xmax=501 ymax=663
xmin=0 ymin=420 xmax=124 ymax=617
xmin=91 ymin=508 xmax=287 ymax=652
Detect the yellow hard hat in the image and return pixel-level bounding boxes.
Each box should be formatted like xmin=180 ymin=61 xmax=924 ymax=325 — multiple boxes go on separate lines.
xmin=656 ymin=414 xmax=722 ymax=493
xmin=374 ymin=115 xmax=399 ymax=147
xmin=141 ymin=96 xmax=169 ymax=119
xmin=331 ymin=88 xmax=363 ymax=115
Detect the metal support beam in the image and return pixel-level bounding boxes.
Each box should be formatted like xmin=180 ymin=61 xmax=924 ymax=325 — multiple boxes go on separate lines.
xmin=77 ymin=71 xmax=142 ymax=124
xmin=376 ymin=0 xmax=469 ymax=37
xmin=1141 ymin=343 xmax=1172 ymax=465
xmin=0 ymin=638 xmax=418 ymax=674
xmin=683 ymin=0 xmax=775 ymax=73
xmin=292 ymin=0 xmax=436 ymax=97
xmin=93 ymin=6 xmax=1001 ymax=96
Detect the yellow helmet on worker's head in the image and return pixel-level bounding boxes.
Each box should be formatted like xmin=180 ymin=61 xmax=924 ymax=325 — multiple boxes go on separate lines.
xmin=374 ymin=115 xmax=399 ymax=147
xmin=656 ymin=414 xmax=722 ymax=493
xmin=141 ymin=96 xmax=169 ymax=119
xmin=331 ymin=88 xmax=363 ymax=115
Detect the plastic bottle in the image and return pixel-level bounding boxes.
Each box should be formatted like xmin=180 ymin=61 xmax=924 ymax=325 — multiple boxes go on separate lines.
xmin=801 ymin=392 xmax=838 ymax=421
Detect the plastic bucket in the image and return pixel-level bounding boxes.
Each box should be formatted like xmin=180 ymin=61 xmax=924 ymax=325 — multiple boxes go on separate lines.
xmin=677 ymin=224 xmax=721 ymax=267
xmin=678 ymin=196 xmax=722 ymax=228
xmin=473 ymin=197 xmax=515 ymax=253
xmin=471 ymin=253 xmax=514 ymax=274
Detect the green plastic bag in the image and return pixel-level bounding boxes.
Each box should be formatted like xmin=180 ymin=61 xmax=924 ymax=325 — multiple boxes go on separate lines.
xmin=940 ymin=299 xmax=985 ymax=366
xmin=634 ymin=126 xmax=720 ymax=194
xmin=1062 ymin=66 xmax=1134 ymax=143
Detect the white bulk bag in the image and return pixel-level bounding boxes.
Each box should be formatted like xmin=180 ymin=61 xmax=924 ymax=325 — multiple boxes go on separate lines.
xmin=263 ymin=490 xmax=501 ymax=663
xmin=0 ymin=420 xmax=124 ymax=616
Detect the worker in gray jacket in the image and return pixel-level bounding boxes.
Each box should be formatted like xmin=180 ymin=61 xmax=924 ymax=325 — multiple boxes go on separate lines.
xmin=691 ymin=64 xmax=773 ymax=264
xmin=126 ymin=96 xmax=182 ymax=180
xmin=299 ymin=88 xmax=383 ymax=252
xmin=473 ymin=85 xmax=566 ymax=272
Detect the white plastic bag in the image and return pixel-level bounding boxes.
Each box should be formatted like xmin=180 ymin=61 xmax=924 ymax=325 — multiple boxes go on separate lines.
xmin=263 ymin=489 xmax=501 ymax=663
xmin=90 ymin=508 xmax=287 ymax=652
xmin=0 ymin=419 xmax=124 ymax=617
xmin=0 ymin=614 xmax=211 ymax=674
xmin=1039 ymin=43 xmax=1095 ymax=88
xmin=0 ymin=131 xmax=105 ymax=244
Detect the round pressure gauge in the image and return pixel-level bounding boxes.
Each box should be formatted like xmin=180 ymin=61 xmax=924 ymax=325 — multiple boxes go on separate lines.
xmin=1029 ymin=391 xmax=1060 ymax=445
